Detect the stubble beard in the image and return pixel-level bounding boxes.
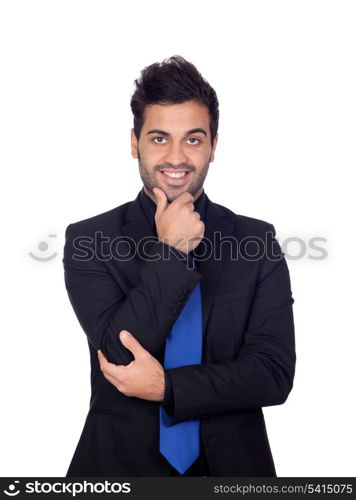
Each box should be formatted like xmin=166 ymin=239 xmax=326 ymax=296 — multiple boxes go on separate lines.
xmin=137 ymin=149 xmax=211 ymax=203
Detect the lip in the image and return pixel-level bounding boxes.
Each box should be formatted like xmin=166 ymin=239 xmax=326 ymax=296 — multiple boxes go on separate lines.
xmin=159 ymin=169 xmax=192 ymax=186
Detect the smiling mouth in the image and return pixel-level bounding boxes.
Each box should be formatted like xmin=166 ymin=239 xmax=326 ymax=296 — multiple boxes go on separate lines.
xmin=158 ymin=169 xmax=192 ymax=186
xmin=159 ymin=169 xmax=190 ymax=178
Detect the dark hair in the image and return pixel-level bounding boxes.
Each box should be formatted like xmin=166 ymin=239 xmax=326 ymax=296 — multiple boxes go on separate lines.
xmin=130 ymin=55 xmax=219 ymax=145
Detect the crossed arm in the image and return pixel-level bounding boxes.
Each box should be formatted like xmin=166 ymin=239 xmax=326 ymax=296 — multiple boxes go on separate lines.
xmin=63 ymin=223 xmax=201 ymax=409
xmin=63 ymin=222 xmax=295 ymax=425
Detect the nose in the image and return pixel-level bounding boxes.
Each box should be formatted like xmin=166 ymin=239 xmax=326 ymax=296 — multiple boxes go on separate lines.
xmin=163 ymin=141 xmax=188 ymax=167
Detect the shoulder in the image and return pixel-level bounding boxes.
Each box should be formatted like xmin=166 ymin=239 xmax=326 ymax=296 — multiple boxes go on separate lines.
xmin=64 ymin=200 xmax=131 ymax=239
xmin=209 ymin=199 xmax=276 ymax=237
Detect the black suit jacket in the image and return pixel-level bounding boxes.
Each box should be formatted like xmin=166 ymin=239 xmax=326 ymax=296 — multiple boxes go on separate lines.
xmin=62 ymin=188 xmax=296 ymax=477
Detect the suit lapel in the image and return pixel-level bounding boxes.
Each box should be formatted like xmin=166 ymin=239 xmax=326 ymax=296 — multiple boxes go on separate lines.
xmin=120 ymin=191 xmax=234 ymax=338
xmin=197 ymin=196 xmax=234 ymax=335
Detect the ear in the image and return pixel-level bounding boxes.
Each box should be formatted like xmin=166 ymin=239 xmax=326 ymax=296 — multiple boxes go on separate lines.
xmin=210 ymin=132 xmax=218 ymax=162
xmin=131 ymin=128 xmax=138 ymax=159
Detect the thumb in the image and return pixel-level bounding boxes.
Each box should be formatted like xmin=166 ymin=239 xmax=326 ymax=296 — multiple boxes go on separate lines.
xmin=152 ymin=187 xmax=167 ymax=217
xmin=119 ymin=330 xmax=146 ymax=359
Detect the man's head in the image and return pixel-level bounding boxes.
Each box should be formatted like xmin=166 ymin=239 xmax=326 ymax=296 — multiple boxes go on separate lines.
xmin=130 ymin=55 xmax=219 ymax=203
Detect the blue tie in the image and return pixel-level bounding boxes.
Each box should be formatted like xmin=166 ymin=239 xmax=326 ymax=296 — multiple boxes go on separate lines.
xmin=159 ymin=259 xmax=202 ymax=475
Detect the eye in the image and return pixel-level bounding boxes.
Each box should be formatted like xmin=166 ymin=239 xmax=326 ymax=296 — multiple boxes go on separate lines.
xmin=187 ymin=138 xmax=201 ymax=145
xmin=153 ymin=136 xmax=167 ymax=144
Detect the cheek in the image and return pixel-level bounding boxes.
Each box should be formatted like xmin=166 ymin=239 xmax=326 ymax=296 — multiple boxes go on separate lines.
xmin=194 ymin=149 xmax=211 ymax=164
xmin=192 ymin=143 xmax=211 ymax=156
xmin=141 ymin=145 xmax=163 ymax=162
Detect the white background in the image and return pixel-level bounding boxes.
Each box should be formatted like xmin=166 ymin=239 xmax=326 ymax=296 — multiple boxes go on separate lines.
xmin=0 ymin=0 xmax=355 ymax=477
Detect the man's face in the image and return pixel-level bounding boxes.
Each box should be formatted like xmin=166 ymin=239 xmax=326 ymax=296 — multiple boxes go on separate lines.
xmin=130 ymin=99 xmax=218 ymax=203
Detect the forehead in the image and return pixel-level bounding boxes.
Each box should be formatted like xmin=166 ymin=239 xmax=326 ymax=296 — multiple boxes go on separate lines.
xmin=142 ymin=100 xmax=210 ymax=132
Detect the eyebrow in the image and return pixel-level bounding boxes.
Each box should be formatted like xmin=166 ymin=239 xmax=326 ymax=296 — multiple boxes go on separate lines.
xmin=146 ymin=128 xmax=207 ymax=137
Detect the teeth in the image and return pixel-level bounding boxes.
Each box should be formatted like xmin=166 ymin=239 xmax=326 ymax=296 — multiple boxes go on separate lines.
xmin=163 ymin=171 xmax=187 ymax=178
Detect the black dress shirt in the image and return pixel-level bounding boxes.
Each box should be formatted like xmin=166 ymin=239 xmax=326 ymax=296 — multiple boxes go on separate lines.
xmin=138 ymin=187 xmax=210 ymax=476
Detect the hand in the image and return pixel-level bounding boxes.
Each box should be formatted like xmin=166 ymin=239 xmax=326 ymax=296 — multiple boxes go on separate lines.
xmin=97 ymin=330 xmax=165 ymax=402
xmin=153 ymin=187 xmax=205 ymax=254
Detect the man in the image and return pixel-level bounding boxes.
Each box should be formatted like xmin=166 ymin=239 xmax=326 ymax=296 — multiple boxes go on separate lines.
xmin=63 ymin=55 xmax=296 ymax=477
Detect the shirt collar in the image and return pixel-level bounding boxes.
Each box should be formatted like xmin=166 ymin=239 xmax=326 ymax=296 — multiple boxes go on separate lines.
xmin=138 ymin=186 xmax=207 ymax=236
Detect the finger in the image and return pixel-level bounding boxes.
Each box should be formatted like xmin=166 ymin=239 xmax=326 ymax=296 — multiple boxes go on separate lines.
xmin=173 ymin=190 xmax=194 ymax=207
xmin=97 ymin=349 xmax=111 ymax=370
xmin=97 ymin=350 xmax=123 ymax=377
xmin=153 ymin=187 xmax=168 ymax=217
xmin=102 ymin=371 xmax=127 ymax=394
xmin=102 ymin=371 xmax=117 ymax=386
xmin=119 ymin=330 xmax=147 ymax=360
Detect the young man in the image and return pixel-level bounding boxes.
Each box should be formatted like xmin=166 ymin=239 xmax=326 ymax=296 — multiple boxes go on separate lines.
xmin=63 ymin=55 xmax=296 ymax=477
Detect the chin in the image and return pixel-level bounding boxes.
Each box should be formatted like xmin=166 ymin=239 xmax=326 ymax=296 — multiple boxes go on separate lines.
xmin=164 ymin=187 xmax=192 ymax=202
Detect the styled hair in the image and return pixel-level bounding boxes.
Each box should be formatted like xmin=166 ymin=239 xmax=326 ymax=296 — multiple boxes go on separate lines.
xmin=130 ymin=55 xmax=219 ymax=145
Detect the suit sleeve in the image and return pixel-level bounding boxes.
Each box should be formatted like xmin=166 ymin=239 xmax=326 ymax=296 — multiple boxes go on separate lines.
xmin=162 ymin=370 xmax=175 ymax=415
xmin=165 ymin=224 xmax=296 ymax=424
xmin=62 ymin=223 xmax=201 ymax=365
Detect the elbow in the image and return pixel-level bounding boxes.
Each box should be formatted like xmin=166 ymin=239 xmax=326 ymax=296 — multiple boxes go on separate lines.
xmin=275 ymin=348 xmax=296 ymax=405
xmin=266 ymin=382 xmax=293 ymax=407
xmin=277 ymin=380 xmax=294 ymax=405
xmin=266 ymin=358 xmax=296 ymax=406
xmin=274 ymin=369 xmax=295 ymax=405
